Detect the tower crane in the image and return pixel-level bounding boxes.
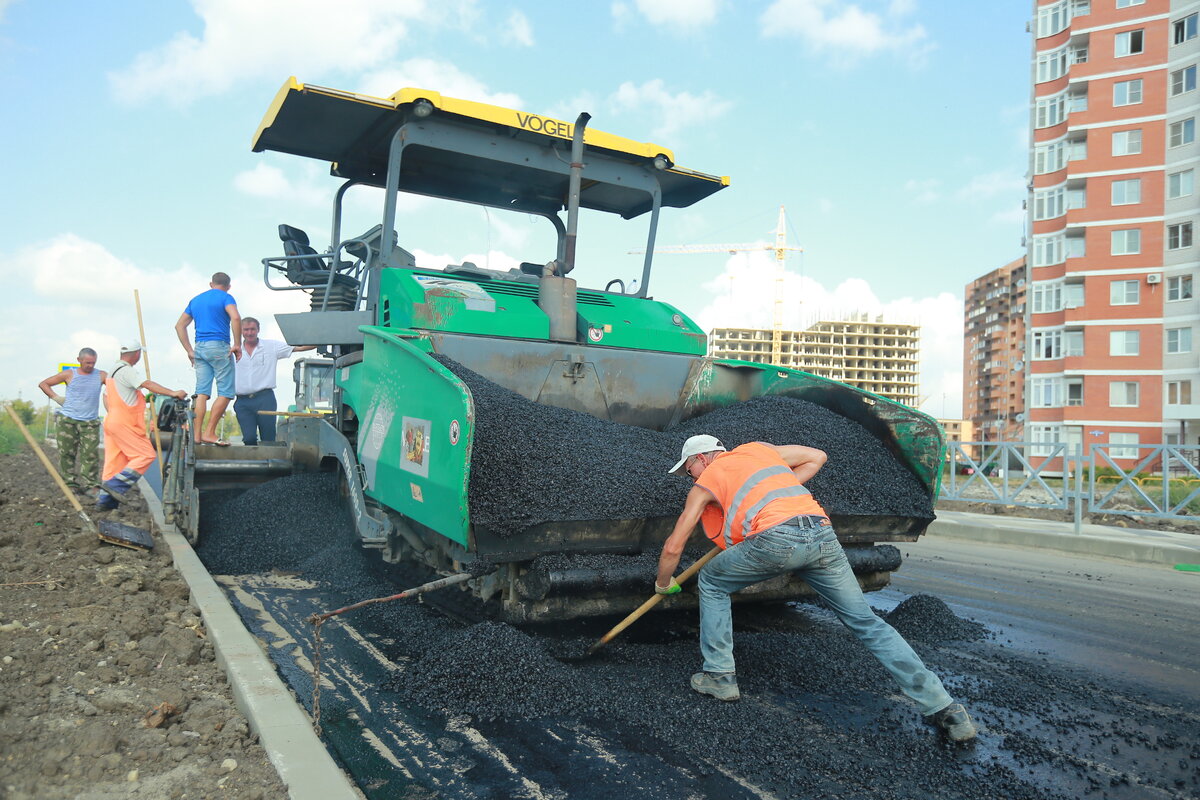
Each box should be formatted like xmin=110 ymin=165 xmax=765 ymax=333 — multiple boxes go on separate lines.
xmin=629 ymin=205 xmax=801 ymax=365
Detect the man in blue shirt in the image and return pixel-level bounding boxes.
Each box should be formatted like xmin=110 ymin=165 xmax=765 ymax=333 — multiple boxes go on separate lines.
xmin=175 ymin=272 xmax=242 ymax=445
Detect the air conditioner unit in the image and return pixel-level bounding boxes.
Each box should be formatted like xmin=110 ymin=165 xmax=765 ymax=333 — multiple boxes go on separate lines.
xmin=1147 ymin=273 xmax=1162 ymax=284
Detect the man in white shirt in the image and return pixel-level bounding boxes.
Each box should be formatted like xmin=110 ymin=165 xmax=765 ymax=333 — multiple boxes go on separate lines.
xmin=233 ymin=317 xmax=314 ymax=445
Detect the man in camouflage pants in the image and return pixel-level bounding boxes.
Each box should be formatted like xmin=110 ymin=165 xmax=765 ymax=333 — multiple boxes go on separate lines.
xmin=38 ymin=348 xmax=106 ymax=492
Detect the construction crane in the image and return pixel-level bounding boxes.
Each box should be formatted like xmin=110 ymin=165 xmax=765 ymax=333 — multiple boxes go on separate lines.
xmin=629 ymin=205 xmax=801 ymax=365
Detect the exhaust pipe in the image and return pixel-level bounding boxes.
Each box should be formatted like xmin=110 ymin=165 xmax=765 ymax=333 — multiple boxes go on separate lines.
xmin=538 ymin=112 xmax=590 ymax=343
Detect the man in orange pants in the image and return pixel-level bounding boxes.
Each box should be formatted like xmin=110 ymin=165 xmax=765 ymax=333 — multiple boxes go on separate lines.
xmin=96 ymin=341 xmax=187 ymax=510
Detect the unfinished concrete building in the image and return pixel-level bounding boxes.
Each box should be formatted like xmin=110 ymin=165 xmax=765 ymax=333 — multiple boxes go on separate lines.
xmin=709 ymin=316 xmax=921 ymax=406
xmin=963 ymin=256 xmax=1027 ymax=442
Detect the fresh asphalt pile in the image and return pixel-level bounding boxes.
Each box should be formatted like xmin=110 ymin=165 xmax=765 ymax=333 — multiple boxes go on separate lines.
xmin=195 ymin=474 xmax=1197 ymax=800
xmin=437 ymin=357 xmax=932 ymax=537
xmin=883 ymin=593 xmax=989 ymax=644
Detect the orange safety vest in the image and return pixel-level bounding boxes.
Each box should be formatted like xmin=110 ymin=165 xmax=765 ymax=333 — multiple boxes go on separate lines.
xmin=696 ymin=442 xmax=827 ymax=550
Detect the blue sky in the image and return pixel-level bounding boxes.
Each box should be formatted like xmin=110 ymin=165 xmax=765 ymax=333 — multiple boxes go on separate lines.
xmin=0 ymin=0 xmax=1032 ymax=418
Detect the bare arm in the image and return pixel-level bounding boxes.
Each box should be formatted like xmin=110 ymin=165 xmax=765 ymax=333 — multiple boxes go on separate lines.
xmin=656 ymin=485 xmax=714 ymax=588
xmin=139 ymin=379 xmax=186 ymax=400
xmin=227 ymin=305 xmax=242 ymax=361
xmin=769 ymin=444 xmax=828 ymax=486
xmin=37 ymin=371 xmax=69 ymax=405
xmin=290 ymin=345 xmax=317 ymax=353
xmin=175 ymin=313 xmax=195 ymax=365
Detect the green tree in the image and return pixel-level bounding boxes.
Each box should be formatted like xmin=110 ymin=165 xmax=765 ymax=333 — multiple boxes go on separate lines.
xmin=10 ymin=399 xmax=35 ymax=425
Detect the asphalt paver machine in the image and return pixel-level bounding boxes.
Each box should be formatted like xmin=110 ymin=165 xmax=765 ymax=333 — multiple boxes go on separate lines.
xmin=166 ymin=77 xmax=945 ymax=621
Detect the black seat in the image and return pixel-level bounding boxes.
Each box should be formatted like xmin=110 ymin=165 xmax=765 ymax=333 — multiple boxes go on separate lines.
xmin=277 ymin=224 xmax=360 ymax=311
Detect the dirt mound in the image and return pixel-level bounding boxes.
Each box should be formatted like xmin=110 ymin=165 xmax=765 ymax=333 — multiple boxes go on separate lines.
xmin=0 ymin=449 xmax=285 ymax=799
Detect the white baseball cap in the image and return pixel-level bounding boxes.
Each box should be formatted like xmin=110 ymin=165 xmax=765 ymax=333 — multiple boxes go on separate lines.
xmin=119 ymin=340 xmax=143 ymax=354
xmin=669 ymin=434 xmax=726 ymax=475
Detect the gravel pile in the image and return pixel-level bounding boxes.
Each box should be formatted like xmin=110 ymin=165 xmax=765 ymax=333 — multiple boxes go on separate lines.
xmin=196 ymin=474 xmax=355 ymax=576
xmin=438 ymin=357 xmax=933 ymax=537
xmin=884 ymin=593 xmax=989 ymax=644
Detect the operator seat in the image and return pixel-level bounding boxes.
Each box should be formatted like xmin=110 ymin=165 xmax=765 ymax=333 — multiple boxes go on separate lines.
xmin=277 ymin=224 xmax=360 ymax=311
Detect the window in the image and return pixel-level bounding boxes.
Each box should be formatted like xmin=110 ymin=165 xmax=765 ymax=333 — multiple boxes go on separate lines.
xmin=1068 ymin=186 xmax=1087 ymax=210
xmin=1036 ymin=91 xmax=1068 ymax=128
xmin=1167 ymin=275 xmax=1193 ymax=301
xmin=1110 ymin=381 xmax=1140 ymax=407
xmin=1115 ymin=29 xmax=1144 ymax=57
xmin=1066 ymin=236 xmax=1087 ymax=259
xmin=1111 ymin=129 xmax=1142 ymax=155
xmin=1111 ymin=178 xmax=1141 ymax=205
xmin=1066 ymin=379 xmax=1084 ymax=406
xmin=1033 ymin=329 xmax=1062 ymax=359
xmin=1169 ymin=118 xmax=1195 ymax=148
xmin=1032 ymin=282 xmax=1062 ymax=313
xmin=1035 ymin=140 xmax=1067 ymax=174
xmin=1032 ymin=377 xmax=1063 ymax=408
xmin=1176 ymin=14 xmax=1198 ymax=45
xmin=1167 ymin=380 xmax=1192 ymax=405
xmin=1068 ymin=89 xmax=1088 ymax=113
xmin=1168 ymin=222 xmax=1194 ymax=250
xmin=1037 ymin=47 xmax=1069 ymax=83
xmin=1069 ymin=136 xmax=1088 ymax=161
xmin=1167 ymin=327 xmax=1192 ymax=354
xmin=1031 ymin=425 xmax=1063 ymax=457
xmin=1072 ymin=45 xmax=1089 ymax=64
xmin=1065 ymin=329 xmax=1084 ymax=356
xmin=1112 ymin=229 xmax=1141 ymax=255
xmin=1072 ymin=0 xmax=1090 ymax=15
xmin=1171 ymin=65 xmax=1197 ymax=96
xmin=1113 ymin=79 xmax=1143 ymax=106
xmin=1110 ymin=330 xmax=1140 ymax=356
xmin=1037 ymin=1 xmax=1069 ymax=37
xmin=1033 ymin=234 xmax=1065 ymax=267
xmin=1116 ymin=0 xmax=1144 ymax=7
xmin=1110 ymin=433 xmax=1139 ymax=459
xmin=1065 ymin=282 xmax=1085 ymax=307
xmin=1034 ymin=186 xmax=1066 ymax=220
xmin=1169 ymin=169 xmax=1194 ymax=199
xmin=1110 ymin=279 xmax=1140 ymax=305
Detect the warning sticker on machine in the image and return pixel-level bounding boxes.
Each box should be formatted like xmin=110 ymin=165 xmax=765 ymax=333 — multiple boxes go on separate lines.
xmin=401 ymin=416 xmax=432 ymax=478
xmin=414 ymin=276 xmax=496 ymax=312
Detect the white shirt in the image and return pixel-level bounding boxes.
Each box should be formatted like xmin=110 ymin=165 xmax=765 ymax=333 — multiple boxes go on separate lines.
xmin=110 ymin=361 xmax=145 ymax=406
xmin=235 ymin=339 xmax=294 ymax=395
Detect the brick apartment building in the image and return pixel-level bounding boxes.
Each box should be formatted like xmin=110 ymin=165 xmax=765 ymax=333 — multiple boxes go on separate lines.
xmin=1027 ymin=0 xmax=1199 ymax=462
xmin=964 ymin=257 xmax=1027 ymax=441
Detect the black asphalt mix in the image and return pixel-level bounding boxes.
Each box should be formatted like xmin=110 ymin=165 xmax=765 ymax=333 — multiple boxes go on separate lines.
xmin=197 ymin=475 xmax=1198 ymax=799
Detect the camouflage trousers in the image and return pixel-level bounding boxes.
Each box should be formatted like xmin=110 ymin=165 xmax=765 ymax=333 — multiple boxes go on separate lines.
xmin=57 ymin=416 xmax=100 ymax=490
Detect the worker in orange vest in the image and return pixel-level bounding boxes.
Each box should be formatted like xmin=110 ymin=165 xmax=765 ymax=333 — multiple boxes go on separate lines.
xmin=96 ymin=342 xmax=187 ymax=510
xmin=656 ymin=435 xmax=977 ymax=743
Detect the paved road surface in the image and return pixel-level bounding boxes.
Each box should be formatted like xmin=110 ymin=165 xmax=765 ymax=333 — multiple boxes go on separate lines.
xmin=883 ymin=536 xmax=1200 ymax=699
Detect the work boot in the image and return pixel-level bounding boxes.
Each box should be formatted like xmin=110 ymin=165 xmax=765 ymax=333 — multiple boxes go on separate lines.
xmin=927 ymin=702 xmax=977 ymax=743
xmin=95 ymin=490 xmax=119 ymax=511
xmin=690 ymin=671 xmax=740 ymax=702
xmin=100 ymin=469 xmax=141 ymax=503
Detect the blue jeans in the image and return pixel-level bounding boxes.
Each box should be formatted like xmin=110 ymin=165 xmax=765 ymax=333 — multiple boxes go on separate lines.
xmin=194 ymin=340 xmax=235 ymax=399
xmin=697 ymin=516 xmax=955 ymax=715
xmin=234 ymin=389 xmax=277 ymax=446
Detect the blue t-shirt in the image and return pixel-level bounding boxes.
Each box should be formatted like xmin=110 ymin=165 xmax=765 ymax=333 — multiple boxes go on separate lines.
xmin=185 ymin=288 xmax=237 ymax=343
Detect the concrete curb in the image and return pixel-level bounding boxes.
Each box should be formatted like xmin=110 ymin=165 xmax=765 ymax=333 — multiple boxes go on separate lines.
xmin=928 ymin=510 xmax=1200 ymax=567
xmin=138 ymin=480 xmax=362 ymax=800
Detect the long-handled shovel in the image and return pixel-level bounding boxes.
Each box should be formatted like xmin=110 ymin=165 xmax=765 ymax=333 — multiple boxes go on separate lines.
xmin=585 ymin=547 xmax=720 ymax=657
xmin=4 ymin=404 xmax=153 ymax=550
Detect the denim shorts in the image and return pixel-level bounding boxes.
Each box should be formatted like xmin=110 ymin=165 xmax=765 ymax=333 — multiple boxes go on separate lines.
xmin=194 ymin=340 xmax=235 ymax=399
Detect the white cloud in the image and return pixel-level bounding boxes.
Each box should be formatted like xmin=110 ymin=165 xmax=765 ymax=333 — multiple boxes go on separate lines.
xmin=0 ymin=235 xmax=311 ymax=405
xmin=692 ymin=250 xmax=964 ymax=417
xmin=622 ymin=0 xmax=720 ymax=29
xmin=957 ymin=170 xmax=1026 ymax=201
xmin=502 ymin=9 xmax=534 ymax=47
xmin=904 ymin=177 xmax=941 ymax=205
xmin=0 ymin=0 xmax=17 ymax=23
xmin=108 ymin=0 xmax=431 ymax=105
xmin=357 ymin=58 xmax=523 ymax=108
xmin=760 ymin=0 xmax=931 ymax=65
xmin=232 ymin=163 xmax=327 ymax=206
xmin=609 ymin=79 xmax=733 ymax=141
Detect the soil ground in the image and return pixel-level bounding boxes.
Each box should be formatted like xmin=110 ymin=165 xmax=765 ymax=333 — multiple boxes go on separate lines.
xmin=0 ymin=449 xmax=287 ymax=800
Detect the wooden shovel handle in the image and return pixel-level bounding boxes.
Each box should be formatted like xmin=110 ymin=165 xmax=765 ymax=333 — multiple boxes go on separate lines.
xmin=4 ymin=404 xmax=86 ymax=516
xmin=588 ymin=547 xmax=720 ymax=654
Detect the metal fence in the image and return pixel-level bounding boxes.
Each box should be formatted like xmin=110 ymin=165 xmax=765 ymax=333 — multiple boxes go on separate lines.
xmin=942 ymin=441 xmax=1200 ymax=531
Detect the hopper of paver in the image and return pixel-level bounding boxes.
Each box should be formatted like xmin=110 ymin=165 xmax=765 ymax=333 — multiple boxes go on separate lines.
xmin=234 ymin=78 xmax=944 ymax=621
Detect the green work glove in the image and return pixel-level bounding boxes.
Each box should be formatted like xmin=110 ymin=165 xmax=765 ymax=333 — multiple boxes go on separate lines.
xmin=655 ymin=578 xmax=681 ymax=595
